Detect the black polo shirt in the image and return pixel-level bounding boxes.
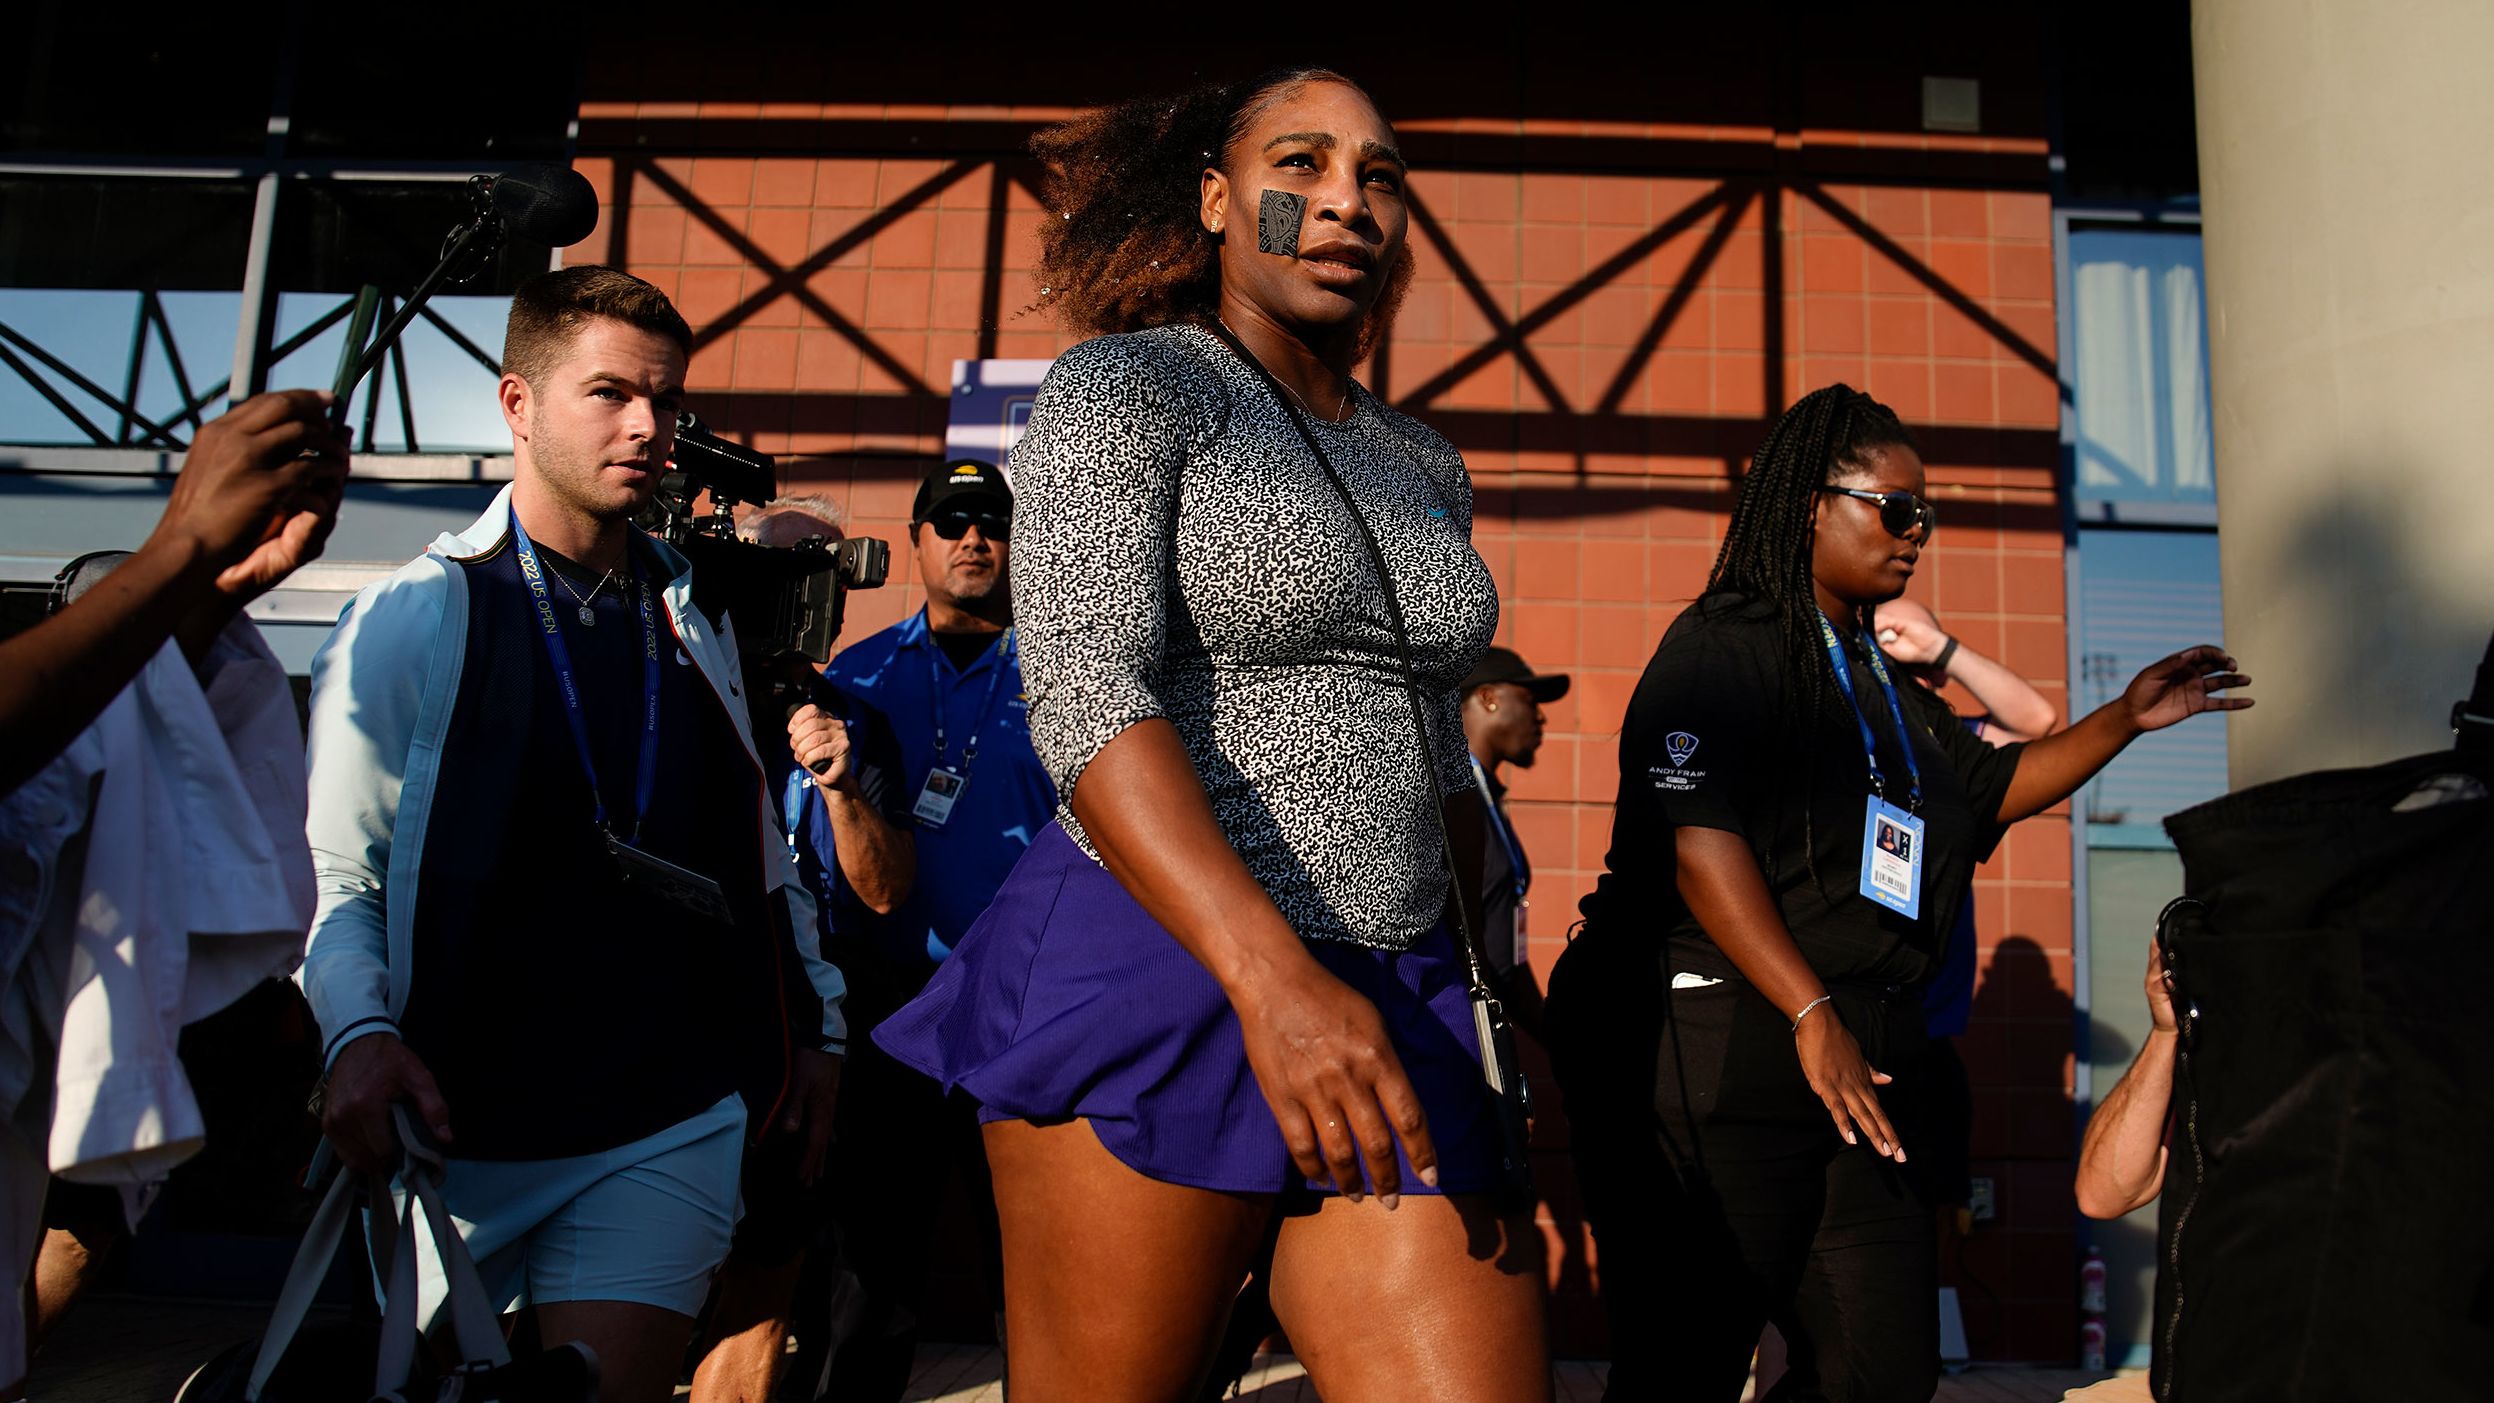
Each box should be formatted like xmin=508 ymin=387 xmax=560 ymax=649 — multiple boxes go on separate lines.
xmin=1579 ymin=592 xmax=2021 ymax=990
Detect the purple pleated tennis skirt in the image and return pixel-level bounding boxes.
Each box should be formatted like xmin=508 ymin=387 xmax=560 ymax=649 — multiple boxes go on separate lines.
xmin=872 ymin=822 xmax=1508 ymax=1197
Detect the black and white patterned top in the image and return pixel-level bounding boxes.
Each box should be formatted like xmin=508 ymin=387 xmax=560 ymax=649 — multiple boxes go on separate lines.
xmin=1010 ymin=322 xmax=1500 ymax=951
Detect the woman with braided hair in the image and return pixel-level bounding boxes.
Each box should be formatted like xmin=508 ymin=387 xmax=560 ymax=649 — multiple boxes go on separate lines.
xmin=873 ymin=68 xmax=1548 ymax=1402
xmin=1544 ymin=385 xmax=2249 ymax=1400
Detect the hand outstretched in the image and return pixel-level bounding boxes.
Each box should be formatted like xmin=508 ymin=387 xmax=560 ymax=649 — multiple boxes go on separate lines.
xmin=2122 ymin=645 xmax=2252 ymax=734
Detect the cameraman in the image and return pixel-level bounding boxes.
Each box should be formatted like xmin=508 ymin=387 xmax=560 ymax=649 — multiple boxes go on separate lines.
xmin=814 ymin=458 xmax=1052 ymax=1399
xmin=752 ymin=499 xmax=915 ymax=923
xmin=298 ymin=267 xmax=845 ymax=1403
xmin=692 ymin=499 xmax=914 ymax=1403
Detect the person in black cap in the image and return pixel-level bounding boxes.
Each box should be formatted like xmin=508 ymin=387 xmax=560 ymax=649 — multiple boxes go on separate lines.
xmin=1460 ymin=646 xmax=1570 ymax=1041
xmin=811 ymin=457 xmax=1051 ymax=1399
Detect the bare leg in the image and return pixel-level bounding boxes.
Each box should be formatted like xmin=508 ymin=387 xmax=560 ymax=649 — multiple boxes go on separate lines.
xmin=7 ymin=1222 xmax=119 ymax=1401
xmin=532 ymin=1300 xmax=698 ymax=1403
xmin=1271 ymin=1194 xmax=1551 ymax=1403
xmin=28 ymin=1227 xmax=107 ymax=1353
xmin=688 ymin=1251 xmax=806 ymax=1403
xmin=982 ymin=1118 xmax=1271 ymax=1403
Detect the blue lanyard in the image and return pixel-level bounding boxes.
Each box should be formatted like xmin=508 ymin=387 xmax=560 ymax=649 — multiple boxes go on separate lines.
xmin=1469 ymin=756 xmax=1529 ymax=899
xmin=925 ymin=619 xmax=1015 ymax=775
xmin=511 ymin=514 xmax=662 ymax=843
xmin=1816 ymin=610 xmax=1925 ymax=812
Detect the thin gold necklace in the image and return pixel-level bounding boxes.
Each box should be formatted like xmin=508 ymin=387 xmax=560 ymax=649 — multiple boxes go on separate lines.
xmin=1217 ymin=319 xmax=1353 ymax=423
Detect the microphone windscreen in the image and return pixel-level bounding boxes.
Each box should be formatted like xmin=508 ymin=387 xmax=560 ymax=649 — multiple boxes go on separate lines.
xmin=492 ymin=164 xmax=600 ymax=247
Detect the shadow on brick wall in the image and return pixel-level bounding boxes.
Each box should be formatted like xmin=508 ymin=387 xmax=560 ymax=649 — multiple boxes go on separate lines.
xmin=1954 ymin=935 xmax=2085 ymax=1361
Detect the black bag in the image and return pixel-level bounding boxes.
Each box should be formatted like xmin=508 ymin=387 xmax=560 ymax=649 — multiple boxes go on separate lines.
xmin=1211 ymin=323 xmax=1535 ymax=1204
xmin=176 ymin=1110 xmax=599 ymax=1402
xmin=176 ymin=1319 xmax=404 ymax=1403
xmin=2149 ymin=734 xmax=2494 ymax=1402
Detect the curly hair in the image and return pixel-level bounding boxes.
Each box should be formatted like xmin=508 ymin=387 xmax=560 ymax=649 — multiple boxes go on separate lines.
xmin=1030 ymin=66 xmax=1413 ymax=360
xmin=1704 ymin=383 xmax=1918 ymax=883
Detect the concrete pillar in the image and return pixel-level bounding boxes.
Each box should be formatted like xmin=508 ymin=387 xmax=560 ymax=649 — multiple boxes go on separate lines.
xmin=2192 ymin=0 xmax=2494 ymax=788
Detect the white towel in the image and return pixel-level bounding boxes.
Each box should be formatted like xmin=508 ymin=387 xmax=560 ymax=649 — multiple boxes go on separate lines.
xmin=25 ymin=622 xmax=311 ymax=1217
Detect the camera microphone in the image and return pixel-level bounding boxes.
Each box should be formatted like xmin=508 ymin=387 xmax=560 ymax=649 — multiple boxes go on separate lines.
xmin=487 ymin=164 xmax=600 ymax=248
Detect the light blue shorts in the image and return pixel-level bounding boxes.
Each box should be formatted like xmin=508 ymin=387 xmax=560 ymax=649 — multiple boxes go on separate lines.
xmin=393 ymin=1094 xmax=746 ymax=1325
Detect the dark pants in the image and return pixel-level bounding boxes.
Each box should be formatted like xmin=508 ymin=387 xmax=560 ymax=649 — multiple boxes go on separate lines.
xmin=1915 ymin=1034 xmax=1974 ymax=1210
xmin=810 ymin=955 xmax=1000 ymax=1403
xmin=1551 ymin=954 xmax=1937 ymax=1403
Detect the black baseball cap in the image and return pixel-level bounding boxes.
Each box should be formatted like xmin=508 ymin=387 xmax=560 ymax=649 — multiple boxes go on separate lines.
xmin=1463 ymin=646 xmax=1570 ymax=703
xmin=913 ymin=458 xmax=1013 ymax=521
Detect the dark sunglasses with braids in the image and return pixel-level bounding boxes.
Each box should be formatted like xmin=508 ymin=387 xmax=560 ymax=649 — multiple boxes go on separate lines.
xmin=1703 ymin=383 xmax=1921 ymax=885
xmin=1818 ymin=485 xmax=1936 ymax=541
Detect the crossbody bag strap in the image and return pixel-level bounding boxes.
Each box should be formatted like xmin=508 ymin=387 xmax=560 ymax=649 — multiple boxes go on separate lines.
xmin=1206 ymin=323 xmax=1496 ymax=999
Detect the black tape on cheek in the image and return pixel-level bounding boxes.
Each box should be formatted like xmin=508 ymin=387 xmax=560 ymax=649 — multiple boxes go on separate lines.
xmin=1256 ymin=189 xmax=1305 ymax=257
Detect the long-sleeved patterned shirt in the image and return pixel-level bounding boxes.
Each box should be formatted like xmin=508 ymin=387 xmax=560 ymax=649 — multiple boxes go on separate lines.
xmin=1009 ymin=322 xmax=1500 ymax=950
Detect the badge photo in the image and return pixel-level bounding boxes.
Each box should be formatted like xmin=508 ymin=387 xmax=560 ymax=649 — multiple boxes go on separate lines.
xmin=1858 ymin=797 xmax=1925 ymax=919
xmin=913 ymin=766 xmax=968 ymax=828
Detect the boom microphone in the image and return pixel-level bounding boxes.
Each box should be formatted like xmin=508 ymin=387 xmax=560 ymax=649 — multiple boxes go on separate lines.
xmin=329 ymin=164 xmax=604 ymax=415
xmin=489 ymin=164 xmax=600 ymax=248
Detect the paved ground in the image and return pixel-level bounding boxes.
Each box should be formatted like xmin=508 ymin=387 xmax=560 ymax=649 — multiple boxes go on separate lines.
xmin=33 ymin=1296 xmax=2127 ymax=1401
xmin=891 ymin=1344 xmax=2125 ymax=1402
xmin=891 ymin=1345 xmax=1616 ymax=1402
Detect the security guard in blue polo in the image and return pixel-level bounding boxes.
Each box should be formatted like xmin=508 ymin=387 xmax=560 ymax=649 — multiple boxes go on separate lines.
xmin=825 ymin=458 xmax=1053 ymax=968
xmin=815 ymin=457 xmax=1052 ymax=1399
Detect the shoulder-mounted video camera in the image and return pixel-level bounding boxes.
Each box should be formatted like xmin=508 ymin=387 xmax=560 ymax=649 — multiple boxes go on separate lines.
xmin=634 ymin=415 xmax=888 ymax=742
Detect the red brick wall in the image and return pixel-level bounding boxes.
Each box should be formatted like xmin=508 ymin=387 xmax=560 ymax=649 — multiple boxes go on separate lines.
xmin=570 ymin=34 xmax=2081 ymax=1362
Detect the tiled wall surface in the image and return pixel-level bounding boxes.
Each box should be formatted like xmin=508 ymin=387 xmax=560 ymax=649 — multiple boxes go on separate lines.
xmin=571 ymin=86 xmax=2080 ymax=1362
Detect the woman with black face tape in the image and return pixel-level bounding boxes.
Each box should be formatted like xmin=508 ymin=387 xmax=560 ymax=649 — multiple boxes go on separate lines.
xmin=873 ymin=69 xmax=1550 ymax=1403
xmin=1546 ymin=385 xmax=2249 ymax=1401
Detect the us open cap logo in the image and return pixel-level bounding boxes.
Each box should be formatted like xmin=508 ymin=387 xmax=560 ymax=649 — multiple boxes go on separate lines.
xmin=1665 ymin=731 xmax=1700 ymax=766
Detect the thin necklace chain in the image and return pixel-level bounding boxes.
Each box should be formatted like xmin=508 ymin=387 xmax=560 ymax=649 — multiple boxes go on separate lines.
xmin=550 ymin=563 xmax=614 ymax=609
xmin=1217 ymin=319 xmax=1353 ymax=423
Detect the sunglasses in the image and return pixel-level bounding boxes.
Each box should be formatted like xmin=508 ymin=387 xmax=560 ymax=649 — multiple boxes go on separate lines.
xmin=48 ymin=549 xmax=133 ymax=617
xmin=920 ymin=510 xmax=1010 ymax=542
xmin=1819 ymin=486 xmax=1937 ymax=541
